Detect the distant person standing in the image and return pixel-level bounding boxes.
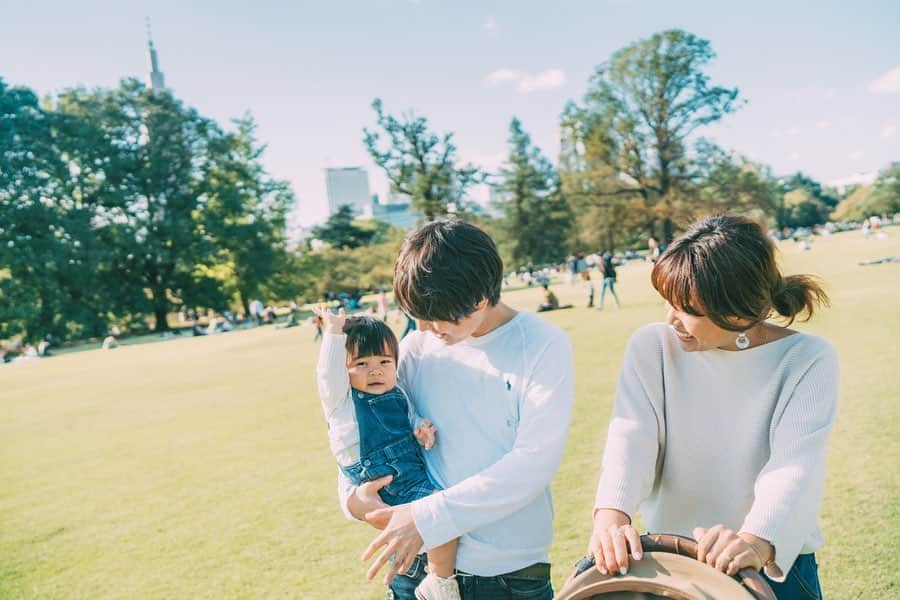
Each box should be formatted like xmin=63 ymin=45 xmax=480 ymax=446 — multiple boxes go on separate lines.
xmin=377 ymin=289 xmax=390 ymax=322
xmin=647 ymin=236 xmax=660 ymax=263
xmin=249 ymin=298 xmax=264 ymax=325
xmin=598 ymin=252 xmax=621 ymax=310
xmin=313 ymin=311 xmax=324 ymax=342
xmin=581 ymin=271 xmax=595 ymax=308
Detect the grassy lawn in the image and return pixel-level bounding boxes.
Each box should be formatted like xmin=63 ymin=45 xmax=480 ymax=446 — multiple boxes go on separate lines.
xmin=1 ymin=229 xmax=898 ymax=598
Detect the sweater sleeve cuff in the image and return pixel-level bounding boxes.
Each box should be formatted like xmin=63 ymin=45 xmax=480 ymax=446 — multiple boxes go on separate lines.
xmin=411 ymin=491 xmax=459 ymax=550
xmin=739 ymin=519 xmax=797 ymax=583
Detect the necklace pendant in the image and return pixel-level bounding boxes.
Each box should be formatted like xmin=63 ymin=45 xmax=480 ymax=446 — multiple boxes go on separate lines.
xmin=736 ymin=331 xmax=750 ymax=349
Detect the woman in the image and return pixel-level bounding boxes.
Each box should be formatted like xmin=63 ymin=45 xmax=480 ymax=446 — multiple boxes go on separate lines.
xmin=588 ymin=215 xmax=837 ymax=599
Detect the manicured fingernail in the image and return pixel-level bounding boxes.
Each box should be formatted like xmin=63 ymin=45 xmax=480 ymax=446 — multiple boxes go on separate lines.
xmin=620 ymin=567 xmax=628 ymax=575
xmin=633 ymin=552 xmax=643 ymax=560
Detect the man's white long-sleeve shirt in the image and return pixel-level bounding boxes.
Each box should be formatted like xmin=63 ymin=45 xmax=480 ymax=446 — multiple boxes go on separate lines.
xmin=339 ymin=311 xmax=574 ymax=576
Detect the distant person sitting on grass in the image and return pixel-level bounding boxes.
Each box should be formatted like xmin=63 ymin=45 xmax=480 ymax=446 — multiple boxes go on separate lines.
xmin=586 ymin=215 xmax=837 ymax=599
xmin=537 ymin=283 xmax=573 ymax=312
xmin=312 ymin=307 xmax=461 ymax=600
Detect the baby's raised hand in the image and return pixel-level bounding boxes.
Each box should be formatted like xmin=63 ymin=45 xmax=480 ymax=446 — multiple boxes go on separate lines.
xmin=413 ymin=419 xmax=436 ymax=450
xmin=312 ymin=306 xmax=346 ymax=334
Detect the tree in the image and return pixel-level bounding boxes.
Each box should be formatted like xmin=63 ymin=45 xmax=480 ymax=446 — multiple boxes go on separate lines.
xmin=204 ymin=114 xmax=295 ymax=315
xmin=311 ymin=205 xmax=376 ymax=249
xmin=776 ymin=172 xmax=838 ymax=228
xmin=0 ymin=79 xmax=113 ymax=341
xmin=559 ymin=103 xmax=646 ymax=253
xmin=496 ymin=118 xmax=572 ymax=266
xmin=566 ymin=30 xmax=742 ymax=243
xmin=831 ymin=163 xmax=900 ymax=221
xmin=56 ymin=79 xmax=225 ymax=331
xmin=364 ymin=99 xmax=482 ymax=220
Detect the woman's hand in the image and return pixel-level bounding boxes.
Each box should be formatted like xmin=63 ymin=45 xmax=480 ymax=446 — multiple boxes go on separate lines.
xmin=588 ymin=508 xmax=643 ymax=576
xmin=693 ymin=525 xmax=773 ymax=576
xmin=312 ymin=306 xmax=345 ymax=334
xmin=413 ymin=419 xmax=436 ymax=450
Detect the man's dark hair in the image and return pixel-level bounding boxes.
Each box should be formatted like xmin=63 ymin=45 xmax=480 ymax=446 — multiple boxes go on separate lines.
xmin=342 ymin=316 xmax=399 ymax=361
xmin=393 ymin=219 xmax=503 ymax=322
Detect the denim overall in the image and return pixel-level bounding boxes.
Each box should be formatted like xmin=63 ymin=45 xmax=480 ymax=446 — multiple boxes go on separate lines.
xmin=340 ymin=387 xmax=437 ymax=506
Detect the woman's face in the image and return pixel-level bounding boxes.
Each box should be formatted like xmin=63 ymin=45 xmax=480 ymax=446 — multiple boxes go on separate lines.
xmin=664 ymin=302 xmax=745 ymax=352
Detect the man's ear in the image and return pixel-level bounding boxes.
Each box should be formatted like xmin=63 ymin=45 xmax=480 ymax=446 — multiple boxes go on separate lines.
xmin=474 ymin=298 xmax=489 ymax=312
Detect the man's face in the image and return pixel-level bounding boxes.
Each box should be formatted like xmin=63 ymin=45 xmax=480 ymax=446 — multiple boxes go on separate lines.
xmin=418 ymin=300 xmax=489 ymax=345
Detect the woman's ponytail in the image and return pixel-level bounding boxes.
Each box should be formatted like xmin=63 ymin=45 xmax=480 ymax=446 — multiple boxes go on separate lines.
xmin=772 ymin=274 xmax=830 ymax=324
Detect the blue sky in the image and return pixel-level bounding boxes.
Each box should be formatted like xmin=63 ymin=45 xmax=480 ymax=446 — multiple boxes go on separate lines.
xmin=2 ymin=1 xmax=898 ymax=228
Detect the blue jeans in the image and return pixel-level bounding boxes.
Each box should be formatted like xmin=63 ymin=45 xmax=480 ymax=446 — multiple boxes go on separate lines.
xmin=599 ymin=278 xmax=620 ymax=308
xmin=763 ymin=554 xmax=822 ymax=600
xmin=388 ymin=555 xmax=553 ymax=600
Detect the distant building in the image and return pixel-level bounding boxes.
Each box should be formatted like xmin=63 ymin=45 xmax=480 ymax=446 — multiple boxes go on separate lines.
xmin=146 ymin=18 xmax=166 ymax=91
xmin=325 ymin=167 xmax=371 ymax=216
xmin=372 ymin=201 xmax=421 ymax=230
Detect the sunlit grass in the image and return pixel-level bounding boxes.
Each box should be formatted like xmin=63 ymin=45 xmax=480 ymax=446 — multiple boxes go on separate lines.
xmin=1 ymin=229 xmax=898 ymax=598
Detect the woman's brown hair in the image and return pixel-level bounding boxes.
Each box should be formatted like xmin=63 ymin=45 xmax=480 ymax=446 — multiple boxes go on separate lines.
xmin=650 ymin=215 xmax=829 ymax=331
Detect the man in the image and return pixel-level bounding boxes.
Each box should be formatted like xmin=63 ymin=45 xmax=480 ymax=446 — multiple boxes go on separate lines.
xmin=339 ymin=220 xmax=574 ymax=599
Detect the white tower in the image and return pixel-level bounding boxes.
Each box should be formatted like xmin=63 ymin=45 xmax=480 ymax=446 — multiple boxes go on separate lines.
xmin=146 ymin=18 xmax=166 ymax=91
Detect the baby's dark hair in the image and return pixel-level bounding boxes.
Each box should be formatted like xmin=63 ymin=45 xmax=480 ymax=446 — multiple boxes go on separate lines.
xmin=342 ymin=316 xmax=399 ymax=361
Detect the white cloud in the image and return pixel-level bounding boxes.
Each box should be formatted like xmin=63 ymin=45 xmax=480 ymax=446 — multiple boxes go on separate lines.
xmin=517 ymin=69 xmax=567 ymax=93
xmin=788 ymin=152 xmax=800 ymax=161
xmin=824 ymin=88 xmax=836 ymax=100
xmin=484 ymin=68 xmax=522 ymax=86
xmin=483 ymin=68 xmax=567 ymax=93
xmin=786 ymin=127 xmax=800 ymax=137
xmin=849 ymin=149 xmax=865 ymax=161
xmin=771 ymin=128 xmax=783 ymax=138
xmin=882 ymin=122 xmax=898 ymax=139
xmin=482 ymin=16 xmax=497 ymax=33
xmin=816 ymin=120 xmax=831 ymax=129
xmin=868 ymin=67 xmax=900 ymax=93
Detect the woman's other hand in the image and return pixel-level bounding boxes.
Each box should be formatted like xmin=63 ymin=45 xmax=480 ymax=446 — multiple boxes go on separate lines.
xmin=588 ymin=508 xmax=643 ymax=576
xmin=693 ymin=525 xmax=774 ymax=576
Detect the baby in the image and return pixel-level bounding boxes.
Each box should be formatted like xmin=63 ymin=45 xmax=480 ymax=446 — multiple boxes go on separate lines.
xmin=314 ymin=307 xmax=460 ymax=600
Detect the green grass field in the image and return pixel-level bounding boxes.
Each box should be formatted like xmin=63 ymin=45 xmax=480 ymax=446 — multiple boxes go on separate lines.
xmin=2 ymin=229 xmax=898 ymax=599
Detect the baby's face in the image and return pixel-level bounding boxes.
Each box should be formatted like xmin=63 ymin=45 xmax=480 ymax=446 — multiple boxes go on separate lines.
xmin=347 ymin=353 xmax=397 ymax=394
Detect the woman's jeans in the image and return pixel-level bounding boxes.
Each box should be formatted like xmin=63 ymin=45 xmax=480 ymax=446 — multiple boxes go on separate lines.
xmin=387 ymin=555 xmax=552 ymax=600
xmin=764 ymin=553 xmax=823 ymax=600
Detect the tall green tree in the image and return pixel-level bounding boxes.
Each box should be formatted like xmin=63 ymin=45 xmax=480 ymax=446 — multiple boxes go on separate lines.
xmin=565 ymin=30 xmax=742 ymax=243
xmin=364 ymin=99 xmax=482 ymax=220
xmin=57 ymin=79 xmax=225 ymax=331
xmin=311 ymin=205 xmax=376 ymax=249
xmin=204 ymin=114 xmax=295 ymax=315
xmin=496 ymin=118 xmax=572 ymax=266
xmin=0 ymin=79 xmax=112 ymax=341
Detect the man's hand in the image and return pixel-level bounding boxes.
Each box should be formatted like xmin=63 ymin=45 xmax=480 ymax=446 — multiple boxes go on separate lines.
xmin=312 ymin=306 xmax=346 ymax=334
xmin=413 ymin=419 xmax=436 ymax=450
xmin=347 ymin=475 xmax=392 ymax=528
xmin=693 ymin=525 xmax=773 ymax=576
xmin=360 ymin=503 xmax=424 ymax=585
